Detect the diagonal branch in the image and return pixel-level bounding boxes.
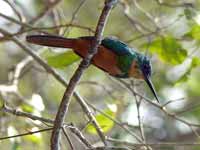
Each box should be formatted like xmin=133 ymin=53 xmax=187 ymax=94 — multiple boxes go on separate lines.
xmin=50 ymin=0 xmax=118 ymax=149
xmin=0 ymin=127 xmax=53 ymax=141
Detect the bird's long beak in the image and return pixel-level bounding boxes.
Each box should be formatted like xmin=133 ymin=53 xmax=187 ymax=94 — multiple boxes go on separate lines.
xmin=144 ymin=75 xmax=160 ymax=103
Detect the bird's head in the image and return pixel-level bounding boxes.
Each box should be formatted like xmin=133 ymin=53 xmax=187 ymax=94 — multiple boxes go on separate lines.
xmin=129 ymin=55 xmax=159 ymax=103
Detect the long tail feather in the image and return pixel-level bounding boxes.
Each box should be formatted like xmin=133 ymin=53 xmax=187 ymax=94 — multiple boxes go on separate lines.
xmin=26 ymin=35 xmax=75 ymax=48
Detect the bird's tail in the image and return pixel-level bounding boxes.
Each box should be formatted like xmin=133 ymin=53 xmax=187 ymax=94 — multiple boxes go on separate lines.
xmin=26 ymin=35 xmax=75 ymax=48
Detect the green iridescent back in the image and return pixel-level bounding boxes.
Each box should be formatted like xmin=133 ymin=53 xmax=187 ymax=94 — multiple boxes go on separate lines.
xmin=101 ymin=37 xmax=141 ymax=78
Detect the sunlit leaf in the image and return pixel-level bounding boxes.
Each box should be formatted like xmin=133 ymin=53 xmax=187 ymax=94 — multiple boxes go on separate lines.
xmin=191 ymin=57 xmax=200 ymax=67
xmin=67 ymin=28 xmax=84 ymax=38
xmin=24 ymin=127 xmax=42 ymax=144
xmin=25 ymin=134 xmax=41 ymax=144
xmin=21 ymin=104 xmax=34 ymax=113
xmin=46 ymin=51 xmax=80 ymax=68
xmin=183 ymin=25 xmax=200 ymax=40
xmin=146 ymin=36 xmax=187 ymax=65
xmin=86 ymin=107 xmax=117 ymax=134
xmin=175 ymin=57 xmax=200 ymax=84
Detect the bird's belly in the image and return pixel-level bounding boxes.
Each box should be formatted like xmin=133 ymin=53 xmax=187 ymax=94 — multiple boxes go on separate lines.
xmin=73 ymin=39 xmax=122 ymax=76
xmin=93 ymin=46 xmax=122 ymax=76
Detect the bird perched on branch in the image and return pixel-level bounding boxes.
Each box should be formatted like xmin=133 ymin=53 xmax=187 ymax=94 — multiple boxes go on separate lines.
xmin=26 ymin=34 xmax=159 ymax=103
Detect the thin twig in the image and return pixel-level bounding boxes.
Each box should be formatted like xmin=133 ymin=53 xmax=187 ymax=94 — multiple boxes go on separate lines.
xmin=130 ymin=80 xmax=146 ymax=142
xmin=88 ymin=146 xmax=131 ymax=150
xmin=155 ymin=0 xmax=194 ymax=8
xmin=84 ymin=99 xmax=143 ymax=142
xmin=63 ymin=0 xmax=87 ymax=36
xmin=0 ymin=12 xmax=94 ymax=42
xmin=28 ymin=0 xmax=62 ymax=25
xmin=79 ymin=81 xmax=117 ymax=99
xmin=117 ymin=79 xmax=200 ymax=128
xmin=3 ymin=0 xmax=23 ymax=22
xmin=107 ymin=137 xmax=200 ymax=147
xmin=1 ymin=104 xmax=93 ymax=148
xmin=1 ymin=104 xmax=54 ymax=124
xmin=133 ymin=0 xmax=159 ymax=28
xmin=66 ymin=124 xmax=94 ymax=149
xmin=62 ymin=127 xmax=75 ymax=150
xmin=0 ymin=127 xmax=53 ymax=141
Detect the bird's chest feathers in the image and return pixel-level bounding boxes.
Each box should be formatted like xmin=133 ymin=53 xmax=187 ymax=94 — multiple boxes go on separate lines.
xmin=129 ymin=60 xmax=143 ymax=79
xmin=117 ymin=55 xmax=136 ymax=74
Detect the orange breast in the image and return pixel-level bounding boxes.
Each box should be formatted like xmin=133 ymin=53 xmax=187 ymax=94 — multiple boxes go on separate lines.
xmin=73 ymin=39 xmax=122 ymax=76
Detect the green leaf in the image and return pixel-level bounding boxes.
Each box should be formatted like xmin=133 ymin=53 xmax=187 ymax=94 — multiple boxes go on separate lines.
xmin=25 ymin=134 xmax=41 ymax=144
xmin=191 ymin=57 xmax=200 ymax=67
xmin=175 ymin=57 xmax=200 ymax=84
xmin=146 ymin=36 xmax=187 ymax=65
xmin=183 ymin=25 xmax=200 ymax=40
xmin=46 ymin=51 xmax=80 ymax=68
xmin=184 ymin=8 xmax=196 ymax=20
xmin=21 ymin=104 xmax=34 ymax=113
xmin=23 ymin=127 xmax=42 ymax=144
xmin=86 ymin=108 xmax=116 ymax=134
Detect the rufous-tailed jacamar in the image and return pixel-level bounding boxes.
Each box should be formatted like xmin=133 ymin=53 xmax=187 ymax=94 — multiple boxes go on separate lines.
xmin=26 ymin=35 xmax=159 ymax=103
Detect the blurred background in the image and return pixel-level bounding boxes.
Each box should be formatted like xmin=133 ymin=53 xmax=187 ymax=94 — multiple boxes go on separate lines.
xmin=0 ymin=0 xmax=200 ymax=149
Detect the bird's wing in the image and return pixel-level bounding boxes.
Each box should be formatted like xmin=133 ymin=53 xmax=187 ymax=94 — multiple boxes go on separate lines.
xmin=101 ymin=37 xmax=133 ymax=55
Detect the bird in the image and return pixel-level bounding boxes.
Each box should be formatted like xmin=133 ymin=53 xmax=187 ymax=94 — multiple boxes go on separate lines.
xmin=26 ymin=34 xmax=159 ymax=103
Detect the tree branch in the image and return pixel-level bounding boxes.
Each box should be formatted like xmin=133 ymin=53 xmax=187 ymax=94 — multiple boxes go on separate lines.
xmin=0 ymin=127 xmax=53 ymax=141
xmin=50 ymin=0 xmax=118 ymax=149
xmin=1 ymin=104 xmax=93 ymax=148
xmin=107 ymin=137 xmax=200 ymax=147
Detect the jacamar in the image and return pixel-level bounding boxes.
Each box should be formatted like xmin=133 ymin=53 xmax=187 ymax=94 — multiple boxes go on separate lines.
xmin=26 ymin=35 xmax=159 ymax=103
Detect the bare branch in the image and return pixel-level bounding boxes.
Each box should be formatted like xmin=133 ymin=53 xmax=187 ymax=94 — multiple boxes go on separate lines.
xmin=1 ymin=104 xmax=93 ymax=148
xmin=51 ymin=1 xmax=118 ymax=149
xmin=155 ymin=0 xmax=194 ymax=8
xmin=28 ymin=0 xmax=62 ymax=25
xmin=62 ymin=127 xmax=75 ymax=150
xmin=0 ymin=127 xmax=53 ymax=141
xmin=3 ymin=0 xmax=23 ymax=22
xmin=117 ymin=79 xmax=200 ymax=129
xmin=107 ymin=137 xmax=200 ymax=147
xmin=65 ymin=124 xmax=94 ymax=149
xmin=1 ymin=104 xmax=54 ymax=124
xmin=63 ymin=0 xmax=87 ymax=35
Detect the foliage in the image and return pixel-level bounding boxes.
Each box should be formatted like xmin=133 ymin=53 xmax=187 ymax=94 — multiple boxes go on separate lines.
xmin=45 ymin=51 xmax=80 ymax=68
xmin=144 ymin=36 xmax=187 ymax=65
xmin=176 ymin=57 xmax=200 ymax=84
xmin=184 ymin=24 xmax=200 ymax=41
xmin=1 ymin=0 xmax=200 ymax=150
xmin=86 ymin=106 xmax=117 ymax=134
